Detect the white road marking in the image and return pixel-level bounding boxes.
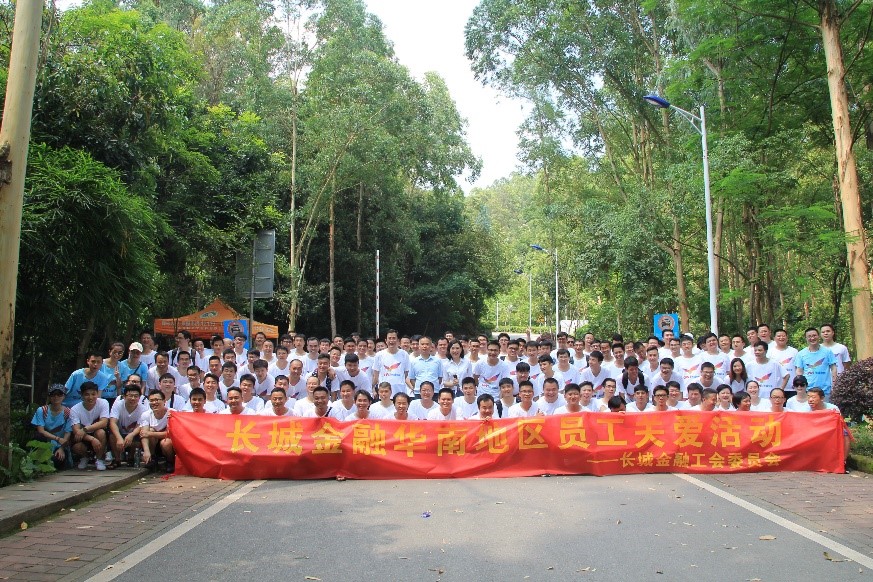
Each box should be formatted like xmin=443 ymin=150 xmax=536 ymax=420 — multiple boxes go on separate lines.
xmin=677 ymin=474 xmax=873 ymax=568
xmin=86 ymin=480 xmax=266 ymax=582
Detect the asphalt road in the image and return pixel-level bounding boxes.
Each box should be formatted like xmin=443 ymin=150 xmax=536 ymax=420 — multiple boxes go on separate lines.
xmin=98 ymin=474 xmax=869 ymax=582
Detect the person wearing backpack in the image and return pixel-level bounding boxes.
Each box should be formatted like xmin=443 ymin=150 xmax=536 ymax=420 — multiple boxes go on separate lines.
xmin=32 ymin=385 xmax=73 ymax=469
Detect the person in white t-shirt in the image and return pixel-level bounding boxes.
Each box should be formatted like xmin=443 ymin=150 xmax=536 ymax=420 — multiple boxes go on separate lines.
xmin=745 ymin=381 xmax=770 ymax=411
xmin=554 ymin=383 xmax=584 ymax=415
xmin=768 ymin=329 xmax=799 ymax=397
xmin=676 ymin=383 xmax=703 ymax=410
xmin=494 ymin=378 xmax=517 ymax=418
xmin=268 ymin=346 xmax=292 ymax=378
xmin=261 ymin=387 xmax=296 ymax=416
xmin=392 ymin=392 xmax=412 ymax=420
xmin=108 ymin=384 xmax=147 ymax=467
xmin=747 ymin=341 xmax=788 ymax=398
xmin=651 ymin=385 xmax=674 ymax=412
xmin=821 ymin=323 xmax=851 ymax=374
xmin=372 ymin=330 xmax=411 ymax=396
xmin=785 ymin=376 xmax=811 ymax=411
xmin=369 ymin=382 xmax=396 ymax=418
xmin=580 ymin=351 xmax=612 ymax=397
xmin=555 ymin=349 xmax=580 ymax=389
xmin=219 ymin=387 xmax=257 ymax=415
xmin=139 ymin=389 xmax=175 ymax=473
xmin=594 ymin=378 xmax=620 ymax=412
xmin=198 ymin=373 xmax=227 ymax=413
xmin=508 ymin=381 xmax=540 ymax=417
xmin=454 ymin=378 xmax=479 ymax=419
xmin=533 ymin=355 xmax=564 ymax=398
xmin=468 ymin=394 xmax=497 ymax=420
xmin=627 ymin=385 xmax=655 ymax=413
xmin=71 ymin=382 xmax=110 ymax=470
xmin=292 ymin=377 xmax=320 ymax=417
xmin=343 ymin=390 xmax=376 ymax=421
xmin=252 ymin=360 xmax=275 ymax=398
xmin=427 ymin=388 xmax=458 ymax=420
xmin=335 ymin=354 xmax=372 ymax=397
xmin=665 ymin=381 xmax=684 ymax=409
xmin=408 ymin=381 xmax=438 ymax=419
xmin=473 ymin=341 xmax=510 ymax=398
xmin=699 ymin=333 xmax=731 ymax=377
xmin=328 ymin=381 xmax=357 ymax=420
xmin=239 ymin=374 xmax=265 ymax=412
xmin=536 ymin=377 xmax=566 ymax=415
xmin=715 ymin=384 xmax=735 ymax=411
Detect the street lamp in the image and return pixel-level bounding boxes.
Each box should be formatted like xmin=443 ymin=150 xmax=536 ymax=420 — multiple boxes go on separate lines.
xmin=513 ymin=268 xmax=533 ymax=331
xmin=530 ymin=244 xmax=559 ymax=337
xmin=644 ymin=94 xmax=718 ymax=334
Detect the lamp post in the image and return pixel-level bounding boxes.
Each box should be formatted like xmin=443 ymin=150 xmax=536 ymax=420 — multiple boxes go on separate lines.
xmin=644 ymin=94 xmax=718 ymax=334
xmin=513 ymin=268 xmax=533 ymax=331
xmin=531 ymin=244 xmax=559 ymax=337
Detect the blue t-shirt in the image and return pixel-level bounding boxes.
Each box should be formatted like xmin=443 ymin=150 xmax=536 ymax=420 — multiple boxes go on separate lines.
xmin=64 ymin=369 xmax=112 ymax=407
xmin=118 ymin=359 xmax=148 ymax=384
xmin=794 ymin=347 xmax=837 ymax=394
xmin=31 ymin=406 xmax=72 ymax=450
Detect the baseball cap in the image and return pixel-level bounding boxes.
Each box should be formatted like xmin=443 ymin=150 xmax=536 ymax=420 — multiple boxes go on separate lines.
xmin=48 ymin=384 xmax=67 ymax=395
xmin=128 ymin=342 xmax=144 ymax=352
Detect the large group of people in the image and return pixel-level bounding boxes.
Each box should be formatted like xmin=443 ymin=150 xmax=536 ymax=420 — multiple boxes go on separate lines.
xmin=31 ymin=322 xmax=851 ymax=473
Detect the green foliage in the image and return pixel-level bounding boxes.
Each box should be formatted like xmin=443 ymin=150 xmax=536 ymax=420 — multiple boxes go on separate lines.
xmin=0 ymin=441 xmax=56 ymax=487
xmin=850 ymin=424 xmax=873 ymax=458
xmin=832 ymin=358 xmax=873 ymax=423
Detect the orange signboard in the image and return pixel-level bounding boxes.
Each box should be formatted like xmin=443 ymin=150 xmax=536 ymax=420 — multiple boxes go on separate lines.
xmin=169 ymin=410 xmax=845 ymax=480
xmin=153 ymin=298 xmax=278 ymax=339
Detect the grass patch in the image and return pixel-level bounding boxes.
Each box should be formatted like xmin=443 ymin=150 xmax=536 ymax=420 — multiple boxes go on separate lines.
xmin=850 ymin=423 xmax=873 ymax=457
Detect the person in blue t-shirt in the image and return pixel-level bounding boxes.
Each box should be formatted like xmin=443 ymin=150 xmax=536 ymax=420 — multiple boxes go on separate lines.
xmin=64 ymin=350 xmax=112 ymax=407
xmin=32 ymin=385 xmax=73 ymax=468
xmin=794 ymin=327 xmax=837 ymax=398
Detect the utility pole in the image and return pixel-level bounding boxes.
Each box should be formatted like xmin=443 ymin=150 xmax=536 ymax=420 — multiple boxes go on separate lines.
xmin=0 ymin=0 xmax=42 ymax=466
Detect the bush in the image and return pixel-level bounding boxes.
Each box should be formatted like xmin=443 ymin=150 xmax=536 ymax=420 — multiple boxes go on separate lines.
xmin=851 ymin=424 xmax=873 ymax=458
xmin=0 ymin=441 xmax=57 ymax=486
xmin=832 ymin=357 xmax=873 ymax=422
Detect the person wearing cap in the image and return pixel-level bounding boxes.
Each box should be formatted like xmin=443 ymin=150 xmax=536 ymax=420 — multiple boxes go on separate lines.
xmin=32 ymin=385 xmax=73 ymax=469
xmin=118 ymin=342 xmax=148 ymax=389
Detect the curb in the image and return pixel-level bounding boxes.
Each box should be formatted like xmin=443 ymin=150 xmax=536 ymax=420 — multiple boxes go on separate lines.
xmin=0 ymin=468 xmax=150 ymax=535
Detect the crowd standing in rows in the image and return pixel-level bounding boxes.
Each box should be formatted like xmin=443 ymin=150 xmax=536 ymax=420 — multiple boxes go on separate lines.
xmin=32 ymin=323 xmax=850 ymax=473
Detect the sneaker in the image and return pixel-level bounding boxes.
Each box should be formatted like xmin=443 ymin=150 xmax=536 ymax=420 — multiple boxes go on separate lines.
xmin=95 ymin=459 xmax=107 ymax=471
xmin=105 ymin=451 xmax=113 ymax=462
xmin=77 ymin=457 xmax=88 ymax=470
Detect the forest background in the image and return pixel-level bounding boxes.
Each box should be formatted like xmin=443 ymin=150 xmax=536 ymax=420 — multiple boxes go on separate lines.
xmin=5 ymin=0 xmax=873 ymax=392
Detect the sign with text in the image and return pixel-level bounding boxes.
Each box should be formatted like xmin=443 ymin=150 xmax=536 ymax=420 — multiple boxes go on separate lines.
xmin=169 ymin=410 xmax=845 ymax=480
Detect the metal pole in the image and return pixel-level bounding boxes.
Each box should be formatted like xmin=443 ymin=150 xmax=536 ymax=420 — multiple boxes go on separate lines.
xmin=700 ymin=106 xmax=718 ymax=334
xmin=554 ymin=248 xmax=559 ymax=337
xmin=0 ymin=0 xmax=43 ymax=467
xmin=375 ymin=250 xmax=380 ymax=339
xmin=496 ymin=300 xmax=499 ymax=330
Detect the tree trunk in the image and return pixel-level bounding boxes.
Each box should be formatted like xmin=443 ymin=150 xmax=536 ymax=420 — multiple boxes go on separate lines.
xmin=288 ymin=78 xmax=299 ymax=331
xmin=328 ymin=190 xmax=337 ymax=338
xmin=672 ymin=216 xmax=690 ymax=332
xmin=356 ymin=183 xmax=364 ymax=333
xmin=820 ymin=0 xmax=873 ymax=359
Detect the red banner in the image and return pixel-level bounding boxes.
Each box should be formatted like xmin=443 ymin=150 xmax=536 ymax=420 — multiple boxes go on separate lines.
xmin=168 ymin=410 xmax=845 ymax=480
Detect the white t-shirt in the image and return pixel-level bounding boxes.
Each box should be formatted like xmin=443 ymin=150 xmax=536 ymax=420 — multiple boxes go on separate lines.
xmin=626 ymin=402 xmax=656 ymax=413
xmin=218 ymin=407 xmax=257 ymax=415
xmin=408 ymin=399 xmax=437 ymax=420
xmin=293 ymin=398 xmax=315 ymax=417
xmin=109 ymin=400 xmax=148 ymax=433
xmin=145 ymin=366 xmax=184 ymax=392
xmin=71 ymin=399 xmax=110 ymax=427
xmin=268 ymin=360 xmax=291 ymax=379
xmin=259 ymin=405 xmax=297 ymax=417
xmin=473 ymin=359 xmax=510 ymax=397
xmin=824 ymin=342 xmax=851 ymax=374
xmin=369 ymin=401 xmax=396 ymax=418
xmin=454 ymin=399 xmax=479 ymax=419
xmin=768 ymin=345 xmax=799 ymax=387
xmin=373 ymin=349 xmax=410 ymax=395
xmin=301 ymin=354 xmax=319 ymax=376
xmin=335 ymin=369 xmax=372 ymax=396
xmin=253 ymin=374 xmax=275 ymax=397
xmin=426 ymin=407 xmax=457 ymax=421
xmin=746 ymin=359 xmax=787 ymax=398
xmin=243 ymin=397 xmax=265 ymax=413
xmin=507 ymin=402 xmax=540 ymax=418
xmin=674 ymin=355 xmax=701 ymax=385
xmin=328 ymin=401 xmax=356 ymax=420
xmin=579 ymin=367 xmax=613 ymax=395
xmin=181 ymin=399 xmax=226 ymax=413
xmin=533 ymin=371 xmax=564 ymax=398
xmin=785 ymin=396 xmax=811 ymax=412
xmin=698 ymin=351 xmax=731 ymax=377
xmin=555 ymin=366 xmax=580 ymax=388
xmin=536 ymin=396 xmax=566 ymax=415
xmin=138 ymin=409 xmax=170 ymax=431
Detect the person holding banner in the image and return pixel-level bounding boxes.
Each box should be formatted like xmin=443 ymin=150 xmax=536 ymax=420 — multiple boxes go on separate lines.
xmin=508 ymin=381 xmax=540 ymax=417
xmin=427 ymin=388 xmax=458 ymax=420
xmin=219 ymin=387 xmax=257 ymax=416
